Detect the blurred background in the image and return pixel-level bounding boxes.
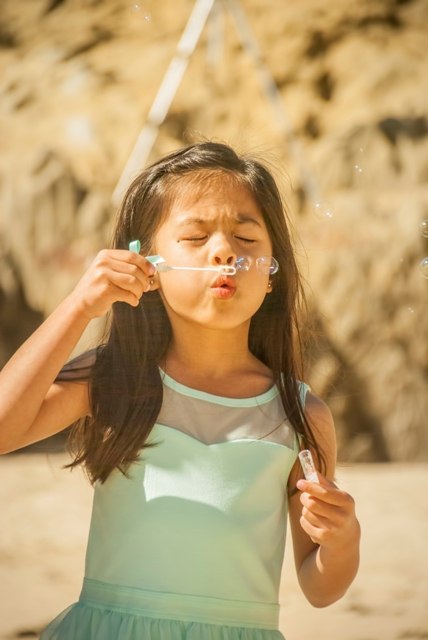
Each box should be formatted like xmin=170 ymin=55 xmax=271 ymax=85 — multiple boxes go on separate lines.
xmin=0 ymin=0 xmax=427 ymax=638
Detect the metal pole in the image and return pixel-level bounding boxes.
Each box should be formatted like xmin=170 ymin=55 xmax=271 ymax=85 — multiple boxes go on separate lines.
xmin=112 ymin=0 xmax=216 ymax=206
xmin=112 ymin=0 xmax=321 ymax=208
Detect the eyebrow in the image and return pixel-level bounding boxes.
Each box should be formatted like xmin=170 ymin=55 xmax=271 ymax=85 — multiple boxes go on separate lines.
xmin=177 ymin=215 xmax=262 ymax=228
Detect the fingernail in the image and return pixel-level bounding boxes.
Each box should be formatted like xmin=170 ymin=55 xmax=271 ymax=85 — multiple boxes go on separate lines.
xmin=296 ymin=480 xmax=306 ymax=491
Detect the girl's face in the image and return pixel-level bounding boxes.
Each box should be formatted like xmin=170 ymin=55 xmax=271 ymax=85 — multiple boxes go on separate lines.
xmin=153 ymin=176 xmax=273 ymax=332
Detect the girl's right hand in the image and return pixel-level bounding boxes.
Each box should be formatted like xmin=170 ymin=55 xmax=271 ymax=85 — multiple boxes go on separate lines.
xmin=0 ymin=247 xmax=156 ymax=453
xmin=70 ymin=249 xmax=156 ymax=320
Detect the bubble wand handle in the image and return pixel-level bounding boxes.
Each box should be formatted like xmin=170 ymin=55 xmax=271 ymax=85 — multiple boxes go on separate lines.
xmin=298 ymin=449 xmax=320 ymax=483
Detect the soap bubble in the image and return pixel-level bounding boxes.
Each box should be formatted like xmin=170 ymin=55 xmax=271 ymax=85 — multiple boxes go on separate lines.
xmin=130 ymin=3 xmax=151 ymax=21
xmin=354 ymin=147 xmax=364 ymax=173
xmin=235 ymin=256 xmax=252 ymax=272
xmin=314 ymin=201 xmax=333 ymax=219
xmin=233 ymin=255 xmax=279 ymax=275
xmin=354 ymin=146 xmax=364 ymax=171
xmin=419 ymin=257 xmax=428 ymax=278
xmin=421 ymin=219 xmax=428 ymax=238
xmin=256 ymin=256 xmax=279 ymax=275
xmin=351 ymin=146 xmax=365 ymax=186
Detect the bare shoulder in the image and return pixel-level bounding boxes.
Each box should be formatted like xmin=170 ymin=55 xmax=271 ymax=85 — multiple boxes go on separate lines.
xmin=305 ymin=392 xmax=335 ymax=434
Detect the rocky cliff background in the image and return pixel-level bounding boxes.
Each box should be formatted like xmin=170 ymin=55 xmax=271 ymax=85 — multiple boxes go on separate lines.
xmin=0 ymin=0 xmax=427 ymax=462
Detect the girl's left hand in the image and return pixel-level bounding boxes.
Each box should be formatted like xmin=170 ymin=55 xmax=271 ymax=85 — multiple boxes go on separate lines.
xmin=297 ymin=474 xmax=359 ymax=550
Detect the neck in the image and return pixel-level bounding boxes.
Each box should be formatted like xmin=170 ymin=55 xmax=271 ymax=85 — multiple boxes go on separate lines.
xmin=162 ymin=318 xmax=274 ymax=398
xmin=166 ymin=323 xmax=253 ymax=379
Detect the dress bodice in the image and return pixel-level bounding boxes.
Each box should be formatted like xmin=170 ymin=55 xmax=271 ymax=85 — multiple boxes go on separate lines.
xmin=84 ymin=374 xmax=307 ymax=610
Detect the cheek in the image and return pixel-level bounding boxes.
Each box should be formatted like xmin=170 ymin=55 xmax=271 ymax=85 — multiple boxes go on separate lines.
xmin=252 ymin=286 xmax=270 ymax=313
xmin=159 ymin=274 xmax=205 ymax=306
xmin=240 ymin=271 xmax=270 ymax=294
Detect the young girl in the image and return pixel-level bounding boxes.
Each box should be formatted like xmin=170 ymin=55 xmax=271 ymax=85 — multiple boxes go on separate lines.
xmin=0 ymin=142 xmax=360 ymax=639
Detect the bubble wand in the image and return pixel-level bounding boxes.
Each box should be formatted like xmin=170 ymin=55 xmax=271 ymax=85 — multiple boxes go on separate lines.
xmin=129 ymin=240 xmax=279 ymax=276
xmin=146 ymin=255 xmax=237 ymax=275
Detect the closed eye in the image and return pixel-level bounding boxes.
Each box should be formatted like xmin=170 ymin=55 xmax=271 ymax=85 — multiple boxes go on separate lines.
xmin=235 ymin=236 xmax=256 ymax=244
xmin=181 ymin=235 xmax=256 ymax=244
xmin=181 ymin=236 xmax=208 ymax=243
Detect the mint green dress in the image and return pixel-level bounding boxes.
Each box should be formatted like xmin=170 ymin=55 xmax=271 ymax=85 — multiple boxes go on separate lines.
xmin=41 ymin=371 xmax=308 ymax=639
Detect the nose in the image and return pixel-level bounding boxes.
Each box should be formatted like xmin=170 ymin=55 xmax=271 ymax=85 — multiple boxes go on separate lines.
xmin=210 ymin=233 xmax=237 ymax=267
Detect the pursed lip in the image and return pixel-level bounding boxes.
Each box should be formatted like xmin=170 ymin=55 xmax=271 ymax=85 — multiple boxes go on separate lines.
xmin=210 ymin=275 xmax=237 ymax=298
xmin=211 ymin=275 xmax=236 ymax=289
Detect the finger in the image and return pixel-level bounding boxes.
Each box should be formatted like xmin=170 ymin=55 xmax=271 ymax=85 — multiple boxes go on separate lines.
xmin=300 ymin=494 xmax=345 ymax=524
xmin=296 ymin=478 xmax=345 ymax=507
xmin=301 ymin=505 xmax=331 ymax=529
xmin=88 ymin=254 xmax=154 ymax=304
xmin=317 ymin=473 xmax=339 ymax=489
xmin=104 ymin=283 xmax=140 ymax=307
xmin=299 ymin=516 xmax=324 ymax=544
xmin=109 ymin=259 xmax=154 ymax=292
xmin=112 ymin=250 xmax=157 ymax=277
xmin=98 ymin=249 xmax=157 ymax=277
xmin=108 ymin=271 xmax=148 ymax=300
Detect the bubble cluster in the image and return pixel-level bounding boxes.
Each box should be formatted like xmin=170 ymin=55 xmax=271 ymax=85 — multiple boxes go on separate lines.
xmin=353 ymin=146 xmax=364 ymax=177
xmin=314 ymin=201 xmax=334 ymax=219
xmin=421 ymin=219 xmax=428 ymax=238
xmin=234 ymin=256 xmax=279 ymax=275
xmin=130 ymin=3 xmax=151 ymax=22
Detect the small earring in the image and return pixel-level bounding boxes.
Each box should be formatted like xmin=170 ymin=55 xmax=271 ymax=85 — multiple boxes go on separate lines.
xmin=149 ymin=279 xmax=155 ymax=287
xmin=267 ymin=280 xmax=273 ymax=291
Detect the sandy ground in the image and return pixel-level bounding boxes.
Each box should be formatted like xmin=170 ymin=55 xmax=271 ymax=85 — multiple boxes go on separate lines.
xmin=0 ymin=454 xmax=427 ymax=640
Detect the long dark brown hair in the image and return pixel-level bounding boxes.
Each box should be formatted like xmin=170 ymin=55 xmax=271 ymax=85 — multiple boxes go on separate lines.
xmin=62 ymin=142 xmax=325 ymax=483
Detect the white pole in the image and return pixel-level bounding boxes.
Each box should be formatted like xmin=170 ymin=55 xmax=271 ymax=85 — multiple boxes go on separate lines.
xmin=112 ymin=0 xmax=216 ymax=206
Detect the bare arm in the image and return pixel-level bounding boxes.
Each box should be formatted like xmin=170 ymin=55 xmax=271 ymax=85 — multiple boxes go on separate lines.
xmin=0 ymin=297 xmax=91 ymax=453
xmin=0 ymin=249 xmax=156 ymax=453
xmin=288 ymin=393 xmax=361 ymax=607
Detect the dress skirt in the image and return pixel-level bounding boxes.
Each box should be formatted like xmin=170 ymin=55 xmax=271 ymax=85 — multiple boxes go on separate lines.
xmin=40 ymin=578 xmax=285 ymax=640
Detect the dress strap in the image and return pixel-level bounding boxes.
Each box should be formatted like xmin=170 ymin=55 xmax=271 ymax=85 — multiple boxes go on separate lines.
xmin=298 ymin=381 xmax=311 ymax=408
